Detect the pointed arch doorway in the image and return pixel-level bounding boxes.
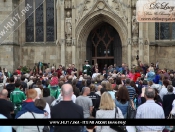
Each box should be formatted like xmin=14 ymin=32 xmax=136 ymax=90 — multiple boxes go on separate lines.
xmin=86 ymin=22 xmax=122 ymax=72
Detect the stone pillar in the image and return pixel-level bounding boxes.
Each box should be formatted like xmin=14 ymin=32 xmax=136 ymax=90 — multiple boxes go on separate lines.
xmin=127 ymin=1 xmax=132 ymax=69
xmin=72 ymin=40 xmax=76 ymax=64
xmin=60 ymin=1 xmax=65 ymax=66
xmin=145 ymin=22 xmax=150 ymax=64
xmin=0 ymin=1 xmax=20 ymax=72
xmin=127 ymin=41 xmax=132 ymax=69
xmin=72 ymin=0 xmax=76 ymax=65
xmin=139 ymin=22 xmax=144 ymax=62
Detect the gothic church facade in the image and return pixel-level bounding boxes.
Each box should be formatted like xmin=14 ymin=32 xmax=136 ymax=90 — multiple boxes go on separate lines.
xmin=0 ymin=0 xmax=175 ymax=71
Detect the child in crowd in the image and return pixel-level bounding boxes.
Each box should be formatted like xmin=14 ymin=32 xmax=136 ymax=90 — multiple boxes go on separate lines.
xmin=48 ymin=72 xmax=60 ymax=99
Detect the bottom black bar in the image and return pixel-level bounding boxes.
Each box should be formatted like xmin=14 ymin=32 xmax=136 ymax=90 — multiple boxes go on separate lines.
xmin=0 ymin=119 xmax=174 ymax=126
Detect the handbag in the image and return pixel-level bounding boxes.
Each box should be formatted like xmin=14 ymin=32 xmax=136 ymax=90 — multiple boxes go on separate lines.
xmin=30 ymin=112 xmax=50 ymax=132
xmin=110 ymin=107 xmax=128 ymax=132
xmin=127 ymin=100 xmax=136 ymax=119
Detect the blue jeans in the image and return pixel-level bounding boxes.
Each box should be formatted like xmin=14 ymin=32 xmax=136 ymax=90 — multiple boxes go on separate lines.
xmin=50 ymin=126 xmax=54 ymax=132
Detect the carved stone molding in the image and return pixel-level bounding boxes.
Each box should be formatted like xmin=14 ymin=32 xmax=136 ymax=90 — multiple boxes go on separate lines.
xmin=61 ymin=39 xmax=65 ymax=45
xmin=132 ymin=38 xmax=138 ymax=45
xmin=72 ymin=38 xmax=76 ymax=46
xmin=131 ymin=0 xmax=137 ymax=8
xmin=65 ymin=10 xmax=72 ymax=46
xmin=97 ymin=2 xmax=105 ymax=10
xmin=139 ymin=38 xmax=144 ymax=45
xmin=131 ymin=9 xmax=138 ymax=45
xmin=76 ymin=9 xmax=128 ymax=48
xmin=127 ymin=38 xmax=132 ymax=45
xmin=65 ymin=0 xmax=72 ymax=9
xmin=145 ymin=39 xmax=149 ymax=45
xmin=65 ymin=18 xmax=72 ymax=45
xmin=112 ymin=0 xmax=120 ymax=12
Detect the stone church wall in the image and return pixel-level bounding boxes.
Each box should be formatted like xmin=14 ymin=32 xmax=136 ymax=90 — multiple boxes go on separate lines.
xmin=0 ymin=1 xmax=20 ymax=72
xmin=150 ymin=46 xmax=175 ymax=70
xmin=21 ymin=45 xmax=61 ymax=69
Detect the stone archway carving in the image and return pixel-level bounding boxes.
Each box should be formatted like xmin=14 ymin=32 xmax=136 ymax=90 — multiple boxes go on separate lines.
xmin=75 ymin=9 xmax=128 ymax=69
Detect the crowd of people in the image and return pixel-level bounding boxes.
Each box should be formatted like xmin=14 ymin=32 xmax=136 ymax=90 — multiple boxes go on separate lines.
xmin=0 ymin=60 xmax=175 ymax=132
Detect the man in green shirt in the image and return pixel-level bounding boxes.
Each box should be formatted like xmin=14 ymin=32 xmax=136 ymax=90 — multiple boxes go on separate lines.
xmin=83 ymin=60 xmax=92 ymax=76
xmin=10 ymin=81 xmax=26 ymax=114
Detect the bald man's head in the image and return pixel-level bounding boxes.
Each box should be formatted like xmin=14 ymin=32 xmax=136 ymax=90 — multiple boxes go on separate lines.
xmin=82 ymin=87 xmax=90 ymax=95
xmin=61 ymin=84 xmax=73 ymax=97
xmin=0 ymin=89 xmax=8 ymax=98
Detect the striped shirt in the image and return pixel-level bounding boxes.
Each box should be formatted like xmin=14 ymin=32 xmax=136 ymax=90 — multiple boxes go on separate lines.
xmin=136 ymin=100 xmax=165 ymax=131
xmin=126 ymin=85 xmax=136 ymax=99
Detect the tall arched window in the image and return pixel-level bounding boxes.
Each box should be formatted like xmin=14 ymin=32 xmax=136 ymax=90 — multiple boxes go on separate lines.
xmin=25 ymin=0 xmax=55 ymax=42
xmin=155 ymin=22 xmax=175 ymax=40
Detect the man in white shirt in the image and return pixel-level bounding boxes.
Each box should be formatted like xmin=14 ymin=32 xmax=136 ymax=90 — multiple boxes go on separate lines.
xmin=27 ymin=76 xmax=34 ymax=88
xmin=136 ymin=88 xmax=165 ymax=131
xmin=92 ymin=69 xmax=100 ymax=79
xmin=71 ymin=71 xmax=77 ymax=80
xmin=159 ymin=80 xmax=170 ymax=101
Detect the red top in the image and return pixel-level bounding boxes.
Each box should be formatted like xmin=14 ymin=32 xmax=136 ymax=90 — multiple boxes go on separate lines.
xmin=16 ymin=70 xmax=21 ymax=75
xmin=57 ymin=69 xmax=62 ymax=78
xmin=133 ymin=72 xmax=141 ymax=82
xmin=66 ymin=68 xmax=73 ymax=75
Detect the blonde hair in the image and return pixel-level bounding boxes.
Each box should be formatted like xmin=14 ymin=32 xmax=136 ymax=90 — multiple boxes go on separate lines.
xmin=89 ymin=84 xmax=96 ymax=92
xmin=101 ymin=81 xmax=107 ymax=88
xmin=101 ymin=81 xmax=112 ymax=91
xmin=99 ymin=92 xmax=115 ymax=110
xmin=106 ymin=81 xmax=112 ymax=91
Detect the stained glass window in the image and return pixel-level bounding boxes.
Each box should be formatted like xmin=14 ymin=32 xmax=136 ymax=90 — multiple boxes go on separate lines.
xmin=25 ymin=0 xmax=55 ymax=42
xmin=172 ymin=23 xmax=175 ymax=40
xmin=155 ymin=22 xmax=175 ymax=40
xmin=46 ymin=0 xmax=54 ymax=41
xmin=155 ymin=23 xmax=159 ymax=40
xmin=160 ymin=23 xmax=170 ymax=40
xmin=26 ymin=0 xmax=34 ymax=42
xmin=36 ymin=1 xmax=44 ymax=42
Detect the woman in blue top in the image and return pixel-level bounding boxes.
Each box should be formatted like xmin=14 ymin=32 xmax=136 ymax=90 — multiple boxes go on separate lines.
xmin=115 ymin=86 xmax=130 ymax=118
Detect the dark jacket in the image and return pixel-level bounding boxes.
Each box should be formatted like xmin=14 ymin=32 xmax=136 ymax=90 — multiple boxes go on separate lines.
xmin=163 ymin=94 xmax=175 ymax=117
xmin=51 ymin=101 xmax=83 ymax=132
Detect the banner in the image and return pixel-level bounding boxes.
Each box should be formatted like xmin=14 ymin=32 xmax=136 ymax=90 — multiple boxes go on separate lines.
xmin=0 ymin=119 xmax=174 ymax=126
xmin=136 ymin=0 xmax=175 ymax=22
